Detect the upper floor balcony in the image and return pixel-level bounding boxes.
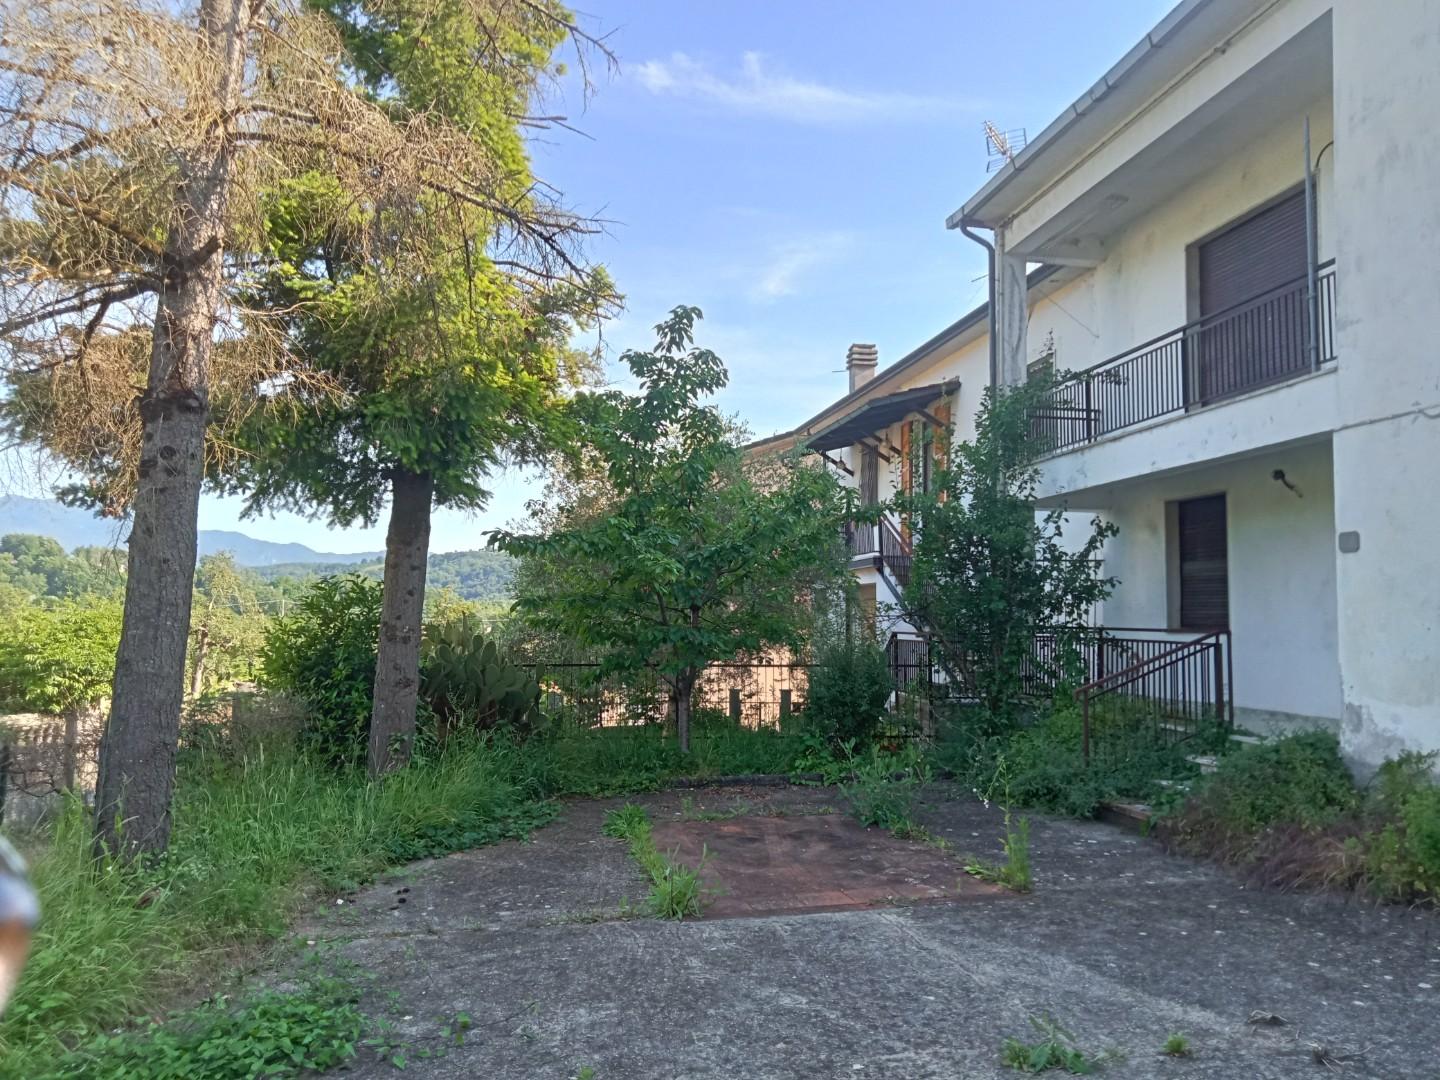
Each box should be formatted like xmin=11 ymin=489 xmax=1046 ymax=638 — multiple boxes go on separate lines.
xmin=1031 ymin=261 xmax=1336 ymax=454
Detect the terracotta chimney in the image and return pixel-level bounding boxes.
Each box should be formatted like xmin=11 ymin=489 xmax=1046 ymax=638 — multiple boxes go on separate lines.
xmin=846 ymin=343 xmax=878 ymax=392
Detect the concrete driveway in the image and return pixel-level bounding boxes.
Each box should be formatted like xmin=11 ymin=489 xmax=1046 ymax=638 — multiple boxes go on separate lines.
xmin=294 ymin=783 xmax=1440 ymax=1079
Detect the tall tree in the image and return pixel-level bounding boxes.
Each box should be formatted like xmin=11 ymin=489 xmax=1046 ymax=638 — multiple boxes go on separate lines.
xmin=493 ymin=307 xmax=849 ymax=752
xmin=891 ymin=376 xmax=1117 ymax=727
xmin=225 ymin=0 xmax=612 ymax=774
xmin=0 ymin=0 xmax=606 ymax=853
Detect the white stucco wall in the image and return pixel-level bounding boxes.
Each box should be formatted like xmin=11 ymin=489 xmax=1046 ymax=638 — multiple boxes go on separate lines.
xmin=1012 ymin=97 xmax=1336 ymax=384
xmin=1330 ymin=0 xmax=1440 ymax=768
xmin=1097 ymin=438 xmax=1341 ymax=726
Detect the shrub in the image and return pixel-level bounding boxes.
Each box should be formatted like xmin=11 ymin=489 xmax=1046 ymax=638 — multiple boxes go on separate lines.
xmin=419 ymin=615 xmax=541 ymax=740
xmin=803 ymin=636 xmax=894 ymax=747
xmin=1364 ymin=752 xmax=1440 ymax=900
xmin=934 ymin=701 xmax=1198 ymax=819
xmin=842 ymin=748 xmax=928 ymax=835
xmin=1173 ymin=731 xmax=1358 ymax=842
xmin=260 ymin=575 xmax=382 ymax=766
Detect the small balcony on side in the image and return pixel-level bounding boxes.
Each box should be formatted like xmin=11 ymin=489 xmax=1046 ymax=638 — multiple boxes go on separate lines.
xmin=1031 ymin=261 xmax=1336 ymax=454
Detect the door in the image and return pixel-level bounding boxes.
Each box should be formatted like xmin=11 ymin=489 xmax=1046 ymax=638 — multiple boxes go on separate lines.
xmin=1177 ymin=494 xmax=1229 ymax=630
xmin=1194 ymin=191 xmax=1309 ymax=402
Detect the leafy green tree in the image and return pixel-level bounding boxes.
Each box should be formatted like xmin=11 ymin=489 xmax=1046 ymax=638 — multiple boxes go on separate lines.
xmin=224 ymin=0 xmax=611 ymax=776
xmin=891 ymin=375 xmax=1116 ymax=727
xmin=188 ymin=554 xmax=270 ymax=696
xmin=494 ymin=307 xmax=850 ymax=752
xmin=0 ymin=598 xmax=123 ymax=788
xmin=259 ymin=575 xmax=382 ymax=766
xmin=0 ymin=534 xmax=125 ymax=600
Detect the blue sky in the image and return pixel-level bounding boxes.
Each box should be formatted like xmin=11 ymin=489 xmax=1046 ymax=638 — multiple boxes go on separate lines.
xmin=9 ymin=1 xmax=1174 ymax=553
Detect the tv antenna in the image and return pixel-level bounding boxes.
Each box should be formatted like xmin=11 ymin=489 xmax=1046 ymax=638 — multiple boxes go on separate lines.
xmin=984 ymin=120 xmax=1027 ymax=172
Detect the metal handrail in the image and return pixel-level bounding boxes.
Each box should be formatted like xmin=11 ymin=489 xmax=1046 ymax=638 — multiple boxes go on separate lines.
xmin=1032 ymin=262 xmax=1336 ymax=452
xmin=1074 ymin=628 xmax=1232 ymax=763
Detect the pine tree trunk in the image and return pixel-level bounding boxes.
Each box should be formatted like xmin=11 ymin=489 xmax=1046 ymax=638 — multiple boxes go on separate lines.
xmin=188 ymin=626 xmax=209 ymax=699
xmin=368 ymin=469 xmax=434 ymax=776
xmin=93 ymin=0 xmax=252 ymax=859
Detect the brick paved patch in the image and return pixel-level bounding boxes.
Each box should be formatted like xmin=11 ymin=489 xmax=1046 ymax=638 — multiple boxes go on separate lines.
xmin=649 ymin=813 xmax=1006 ymax=917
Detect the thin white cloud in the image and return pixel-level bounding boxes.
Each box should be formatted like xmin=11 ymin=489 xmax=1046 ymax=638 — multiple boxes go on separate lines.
xmin=632 ymin=51 xmax=966 ymax=125
xmin=749 ymin=232 xmax=854 ymax=302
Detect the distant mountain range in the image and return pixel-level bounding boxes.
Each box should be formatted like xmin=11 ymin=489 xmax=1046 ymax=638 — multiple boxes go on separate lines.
xmin=0 ymin=495 xmax=381 ymax=567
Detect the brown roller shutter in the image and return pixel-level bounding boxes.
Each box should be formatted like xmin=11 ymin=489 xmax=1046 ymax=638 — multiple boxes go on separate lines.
xmin=1196 ymin=191 xmax=1309 ymax=400
xmin=1178 ymin=494 xmax=1229 ymax=629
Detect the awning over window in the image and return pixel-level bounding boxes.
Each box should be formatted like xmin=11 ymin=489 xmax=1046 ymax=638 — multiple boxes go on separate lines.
xmin=804 ymin=381 xmax=956 ymax=454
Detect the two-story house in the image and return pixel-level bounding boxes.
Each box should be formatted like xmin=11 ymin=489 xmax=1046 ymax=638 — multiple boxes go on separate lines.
xmin=755 ymin=0 xmax=1440 ymax=770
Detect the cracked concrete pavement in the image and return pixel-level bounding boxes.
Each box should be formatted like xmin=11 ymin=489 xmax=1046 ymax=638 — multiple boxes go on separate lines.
xmin=286 ymin=784 xmax=1440 ymax=1079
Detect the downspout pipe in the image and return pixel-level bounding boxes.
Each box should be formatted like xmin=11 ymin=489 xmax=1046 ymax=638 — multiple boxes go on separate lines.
xmin=957 ymin=219 xmax=998 ymax=389
xmin=1303 ymin=115 xmax=1321 ymax=372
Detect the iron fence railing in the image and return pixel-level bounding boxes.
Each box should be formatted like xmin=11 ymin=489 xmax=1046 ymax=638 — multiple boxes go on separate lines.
xmin=1075 ymin=629 xmax=1232 ymax=763
xmin=521 ymin=657 xmax=810 ymax=731
xmin=1030 ymin=262 xmax=1336 ymax=452
xmin=846 ymin=515 xmax=913 ymax=589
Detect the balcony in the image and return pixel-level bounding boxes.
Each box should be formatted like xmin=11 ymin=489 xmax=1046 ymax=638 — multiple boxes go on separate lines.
xmin=1030 ymin=263 xmax=1336 ymax=454
xmin=845 ymin=516 xmax=912 ymax=588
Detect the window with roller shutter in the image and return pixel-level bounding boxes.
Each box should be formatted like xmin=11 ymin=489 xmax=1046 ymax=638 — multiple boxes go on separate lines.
xmin=1193 ymin=190 xmax=1310 ymax=401
xmin=1176 ymin=494 xmax=1229 ymax=629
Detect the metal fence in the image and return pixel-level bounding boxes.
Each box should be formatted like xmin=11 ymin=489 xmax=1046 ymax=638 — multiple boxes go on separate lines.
xmin=522 ymin=657 xmax=811 ymax=731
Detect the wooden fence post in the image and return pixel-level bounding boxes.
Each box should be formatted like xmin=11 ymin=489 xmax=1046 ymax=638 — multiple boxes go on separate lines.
xmin=729 ymin=688 xmax=741 ymax=727
xmin=779 ymin=689 xmax=792 ymax=730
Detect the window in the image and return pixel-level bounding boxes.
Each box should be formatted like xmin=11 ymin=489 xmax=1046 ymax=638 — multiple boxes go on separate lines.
xmin=1173 ymin=494 xmax=1229 ymax=629
xmin=1192 ymin=190 xmax=1310 ymax=400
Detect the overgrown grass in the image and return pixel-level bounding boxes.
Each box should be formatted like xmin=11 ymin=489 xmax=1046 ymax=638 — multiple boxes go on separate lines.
xmin=933 ymin=701 xmax=1207 ymax=819
xmin=1 ymin=734 xmax=551 ymax=1074
xmin=33 ymin=972 xmax=367 ymax=1079
xmin=602 ymin=804 xmax=708 ymax=918
xmin=1160 ymin=734 xmax=1440 ymax=903
xmin=509 ymin=721 xmax=808 ymax=797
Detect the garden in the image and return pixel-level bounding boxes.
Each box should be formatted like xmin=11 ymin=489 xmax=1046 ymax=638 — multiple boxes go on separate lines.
xmin=0 ymin=1 xmax=1437 ymax=1073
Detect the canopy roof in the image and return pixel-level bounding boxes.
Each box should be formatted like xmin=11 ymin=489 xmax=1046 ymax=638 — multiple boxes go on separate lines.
xmin=804 ymin=381 xmax=954 ymax=453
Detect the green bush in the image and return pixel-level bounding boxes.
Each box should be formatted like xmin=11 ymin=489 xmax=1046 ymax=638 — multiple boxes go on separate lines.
xmin=1364 ymin=752 xmax=1440 ymax=900
xmin=934 ymin=701 xmax=1198 ymax=819
xmin=803 ymin=636 xmax=894 ymax=746
xmin=1179 ymin=731 xmax=1358 ymax=837
xmin=260 ymin=575 xmax=382 ymax=766
xmin=420 ymin=615 xmax=541 ymax=739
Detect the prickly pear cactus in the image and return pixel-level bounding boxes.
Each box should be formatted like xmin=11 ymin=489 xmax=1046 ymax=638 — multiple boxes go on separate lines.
xmin=420 ymin=616 xmax=540 ymax=736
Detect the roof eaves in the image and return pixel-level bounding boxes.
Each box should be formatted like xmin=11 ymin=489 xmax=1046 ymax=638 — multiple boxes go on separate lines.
xmin=945 ymin=0 xmax=1214 ymax=229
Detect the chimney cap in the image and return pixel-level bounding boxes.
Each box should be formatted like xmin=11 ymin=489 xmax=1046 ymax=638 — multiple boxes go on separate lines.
xmin=846 ymin=343 xmax=879 ymax=365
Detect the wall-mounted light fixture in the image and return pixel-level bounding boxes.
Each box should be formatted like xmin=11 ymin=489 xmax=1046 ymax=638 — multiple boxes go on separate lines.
xmin=1272 ymin=469 xmax=1303 ymax=498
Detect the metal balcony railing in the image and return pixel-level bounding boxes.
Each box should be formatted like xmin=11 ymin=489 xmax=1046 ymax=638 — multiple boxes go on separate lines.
xmin=845 ymin=515 xmax=913 ymax=588
xmin=1030 ymin=262 xmax=1337 ymax=453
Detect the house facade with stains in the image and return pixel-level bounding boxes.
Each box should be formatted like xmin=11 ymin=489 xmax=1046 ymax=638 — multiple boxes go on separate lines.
xmin=753 ymin=0 xmax=1440 ymax=770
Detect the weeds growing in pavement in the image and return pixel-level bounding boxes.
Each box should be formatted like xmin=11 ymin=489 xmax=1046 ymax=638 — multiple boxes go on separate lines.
xmin=1162 ymin=1033 xmax=1192 ymax=1057
xmin=1000 ymin=1016 xmax=1099 ymax=1074
xmin=841 ymin=745 xmax=931 ymax=837
xmin=966 ymin=757 xmax=1034 ymax=892
xmin=602 ymin=804 xmax=709 ymax=918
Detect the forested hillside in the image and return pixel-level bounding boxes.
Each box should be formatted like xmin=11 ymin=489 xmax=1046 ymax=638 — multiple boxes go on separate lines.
xmin=256 ymin=548 xmax=516 ymax=603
